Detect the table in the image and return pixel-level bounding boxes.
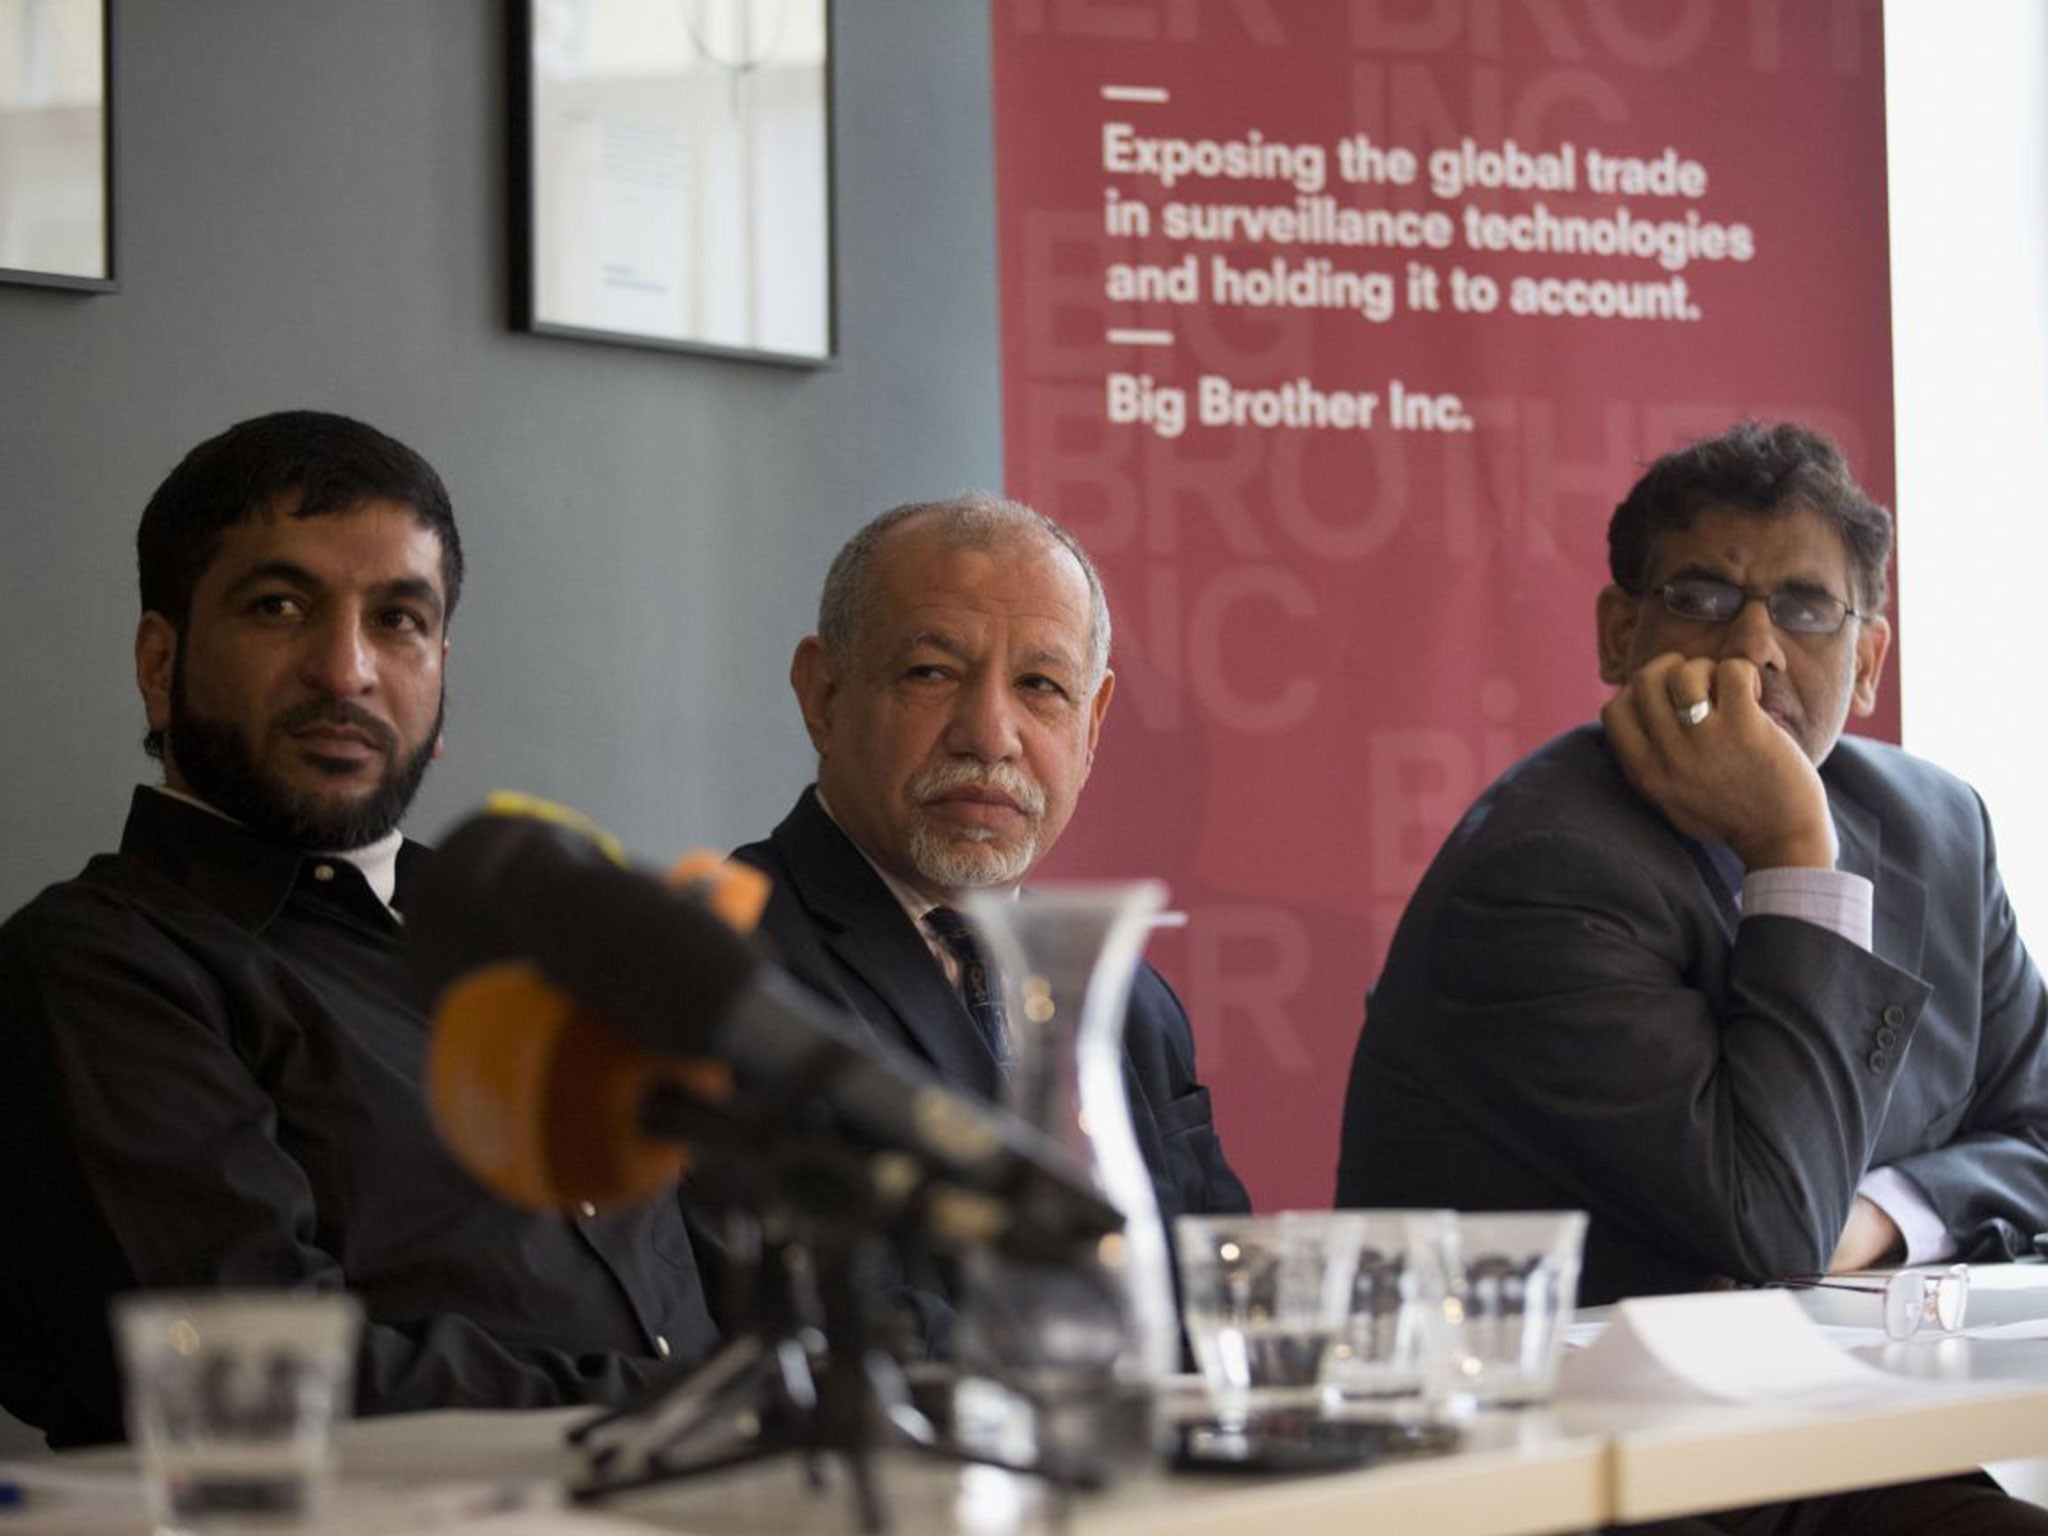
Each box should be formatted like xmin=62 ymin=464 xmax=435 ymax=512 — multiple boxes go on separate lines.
xmin=1570 ymin=1265 xmax=2048 ymax=1522
xmin=1562 ymin=1344 xmax=2048 ymax=1523
xmin=327 ymin=1405 xmax=1611 ymax=1536
xmin=320 ymin=1329 xmax=2048 ymax=1535
xmin=44 ymin=1267 xmax=2048 ymax=1536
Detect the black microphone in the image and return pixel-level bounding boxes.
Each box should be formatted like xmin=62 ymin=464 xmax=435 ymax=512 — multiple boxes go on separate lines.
xmin=409 ymin=805 xmax=1122 ymax=1261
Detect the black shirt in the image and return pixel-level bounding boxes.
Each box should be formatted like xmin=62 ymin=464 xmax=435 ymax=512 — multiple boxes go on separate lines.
xmin=0 ymin=788 xmax=717 ymax=1445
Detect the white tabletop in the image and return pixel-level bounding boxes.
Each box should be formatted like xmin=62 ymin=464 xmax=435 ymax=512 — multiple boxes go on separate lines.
xmin=1564 ymin=1347 xmax=2048 ymax=1522
xmin=37 ymin=1265 xmax=2048 ymax=1536
xmin=322 ymin=1404 xmax=1610 ymax=1536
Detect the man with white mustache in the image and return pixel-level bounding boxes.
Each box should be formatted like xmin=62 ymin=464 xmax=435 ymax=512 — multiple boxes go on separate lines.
xmin=733 ymin=494 xmax=1247 ymax=1325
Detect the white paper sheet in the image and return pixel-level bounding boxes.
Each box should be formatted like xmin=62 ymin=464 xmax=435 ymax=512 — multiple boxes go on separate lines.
xmin=1561 ymin=1290 xmax=1917 ymax=1405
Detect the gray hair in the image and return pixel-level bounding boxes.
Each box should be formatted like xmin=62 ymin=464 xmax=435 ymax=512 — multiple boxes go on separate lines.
xmin=816 ymin=492 xmax=1112 ymax=686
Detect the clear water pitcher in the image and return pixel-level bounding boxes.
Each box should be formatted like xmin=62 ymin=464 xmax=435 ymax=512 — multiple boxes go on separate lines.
xmin=953 ymin=881 xmax=1179 ymax=1481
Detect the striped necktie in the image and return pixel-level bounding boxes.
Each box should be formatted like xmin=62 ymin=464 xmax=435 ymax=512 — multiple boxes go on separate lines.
xmin=923 ymin=905 xmax=1010 ymax=1070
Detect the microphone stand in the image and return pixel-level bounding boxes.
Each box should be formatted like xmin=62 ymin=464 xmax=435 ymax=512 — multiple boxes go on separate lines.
xmin=564 ymin=1103 xmax=1103 ymax=1534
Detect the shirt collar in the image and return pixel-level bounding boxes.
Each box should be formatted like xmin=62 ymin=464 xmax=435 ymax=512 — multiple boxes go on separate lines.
xmin=133 ymin=785 xmax=411 ymax=925
xmin=333 ymin=828 xmax=404 ymax=911
xmin=148 ymin=785 xmax=405 ymax=910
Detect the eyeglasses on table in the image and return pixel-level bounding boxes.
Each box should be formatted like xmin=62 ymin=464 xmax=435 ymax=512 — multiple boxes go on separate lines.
xmin=1780 ymin=1263 xmax=1969 ymax=1340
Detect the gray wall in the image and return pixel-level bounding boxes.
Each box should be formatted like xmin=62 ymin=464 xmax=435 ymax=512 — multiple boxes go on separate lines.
xmin=0 ymin=0 xmax=1004 ymax=918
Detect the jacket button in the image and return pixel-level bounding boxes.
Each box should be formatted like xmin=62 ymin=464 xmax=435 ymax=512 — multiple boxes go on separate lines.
xmin=1868 ymin=1050 xmax=1889 ymax=1072
xmin=1876 ymin=1026 xmax=1899 ymax=1050
xmin=1882 ymin=1004 xmax=1906 ymax=1028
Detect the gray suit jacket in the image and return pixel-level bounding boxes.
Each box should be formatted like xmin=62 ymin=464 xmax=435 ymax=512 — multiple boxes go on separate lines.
xmin=1336 ymin=726 xmax=2048 ymax=1305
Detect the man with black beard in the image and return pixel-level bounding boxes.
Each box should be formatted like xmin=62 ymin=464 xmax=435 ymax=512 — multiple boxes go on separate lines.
xmin=0 ymin=412 xmax=716 ymax=1446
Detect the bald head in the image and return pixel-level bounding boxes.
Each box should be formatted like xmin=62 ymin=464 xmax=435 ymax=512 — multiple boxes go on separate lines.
xmin=816 ymin=493 xmax=1111 ymax=688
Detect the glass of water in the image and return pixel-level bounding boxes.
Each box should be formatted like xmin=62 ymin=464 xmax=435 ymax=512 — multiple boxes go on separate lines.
xmin=1174 ymin=1212 xmax=1363 ymax=1420
xmin=1321 ymin=1208 xmax=1454 ymax=1408
xmin=114 ymin=1290 xmax=362 ymax=1534
xmin=1428 ymin=1211 xmax=1587 ymax=1409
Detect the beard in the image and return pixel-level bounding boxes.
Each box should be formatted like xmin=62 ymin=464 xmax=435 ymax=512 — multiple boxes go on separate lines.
xmin=165 ymin=665 xmax=442 ymax=851
xmin=904 ymin=759 xmax=1047 ymax=891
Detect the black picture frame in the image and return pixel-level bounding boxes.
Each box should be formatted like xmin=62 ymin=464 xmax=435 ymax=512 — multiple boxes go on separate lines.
xmin=0 ymin=0 xmax=116 ymax=292
xmin=511 ymin=0 xmax=834 ymax=366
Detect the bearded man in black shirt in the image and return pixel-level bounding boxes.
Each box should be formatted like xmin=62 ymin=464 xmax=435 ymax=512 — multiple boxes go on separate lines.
xmin=0 ymin=412 xmax=717 ymax=1446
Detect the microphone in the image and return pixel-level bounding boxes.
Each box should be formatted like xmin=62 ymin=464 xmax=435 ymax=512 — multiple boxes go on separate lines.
xmin=411 ymin=798 xmax=1122 ymax=1261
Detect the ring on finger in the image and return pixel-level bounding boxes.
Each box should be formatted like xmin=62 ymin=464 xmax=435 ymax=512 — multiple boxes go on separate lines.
xmin=1678 ymin=697 xmax=1712 ymax=727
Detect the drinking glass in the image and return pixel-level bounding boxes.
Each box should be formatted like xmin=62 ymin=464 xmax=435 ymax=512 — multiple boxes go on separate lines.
xmin=1427 ymin=1211 xmax=1586 ymax=1409
xmin=115 ymin=1290 xmax=362 ymax=1535
xmin=1175 ymin=1212 xmax=1358 ymax=1420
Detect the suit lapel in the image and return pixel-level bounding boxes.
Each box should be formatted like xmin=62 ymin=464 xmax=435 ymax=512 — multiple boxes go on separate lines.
xmin=1830 ymin=776 xmax=1927 ymax=976
xmin=771 ymin=793 xmax=1001 ymax=1097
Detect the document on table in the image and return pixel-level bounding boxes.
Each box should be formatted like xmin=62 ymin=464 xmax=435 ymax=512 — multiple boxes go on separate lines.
xmin=1561 ymin=1290 xmax=2001 ymax=1408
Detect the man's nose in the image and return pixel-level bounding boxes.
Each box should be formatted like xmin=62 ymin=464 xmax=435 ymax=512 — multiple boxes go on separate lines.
xmin=1717 ymin=593 xmax=1789 ymax=672
xmin=944 ymin=673 xmax=1022 ymax=760
xmin=299 ymin=615 xmax=377 ymax=694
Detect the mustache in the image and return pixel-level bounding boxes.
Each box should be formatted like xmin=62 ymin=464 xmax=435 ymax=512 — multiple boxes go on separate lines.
xmin=910 ymin=759 xmax=1047 ymax=818
xmin=272 ymin=698 xmax=399 ymax=754
xmin=1757 ymin=676 xmax=1801 ymax=720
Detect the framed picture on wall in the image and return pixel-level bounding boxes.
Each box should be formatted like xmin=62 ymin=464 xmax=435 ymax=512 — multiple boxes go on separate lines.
xmin=513 ymin=0 xmax=834 ymax=365
xmin=0 ymin=0 xmax=115 ymax=291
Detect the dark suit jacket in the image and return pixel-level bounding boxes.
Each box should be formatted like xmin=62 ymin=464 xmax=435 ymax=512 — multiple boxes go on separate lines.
xmin=734 ymin=789 xmax=1250 ymax=1225
xmin=1337 ymin=726 xmax=2048 ymax=1306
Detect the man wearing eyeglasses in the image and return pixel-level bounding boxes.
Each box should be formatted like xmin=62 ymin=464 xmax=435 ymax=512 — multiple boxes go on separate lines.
xmin=1338 ymin=422 xmax=2048 ymax=1529
xmin=1338 ymin=420 xmax=2048 ymax=1310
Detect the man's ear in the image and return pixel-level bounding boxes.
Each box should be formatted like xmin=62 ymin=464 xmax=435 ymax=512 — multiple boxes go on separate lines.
xmin=136 ymin=613 xmax=176 ymax=736
xmin=789 ymin=636 xmax=838 ymax=755
xmin=1595 ymin=586 xmax=1641 ymax=686
xmin=1850 ymin=613 xmax=1891 ymax=718
xmin=1084 ymin=669 xmax=1115 ymax=766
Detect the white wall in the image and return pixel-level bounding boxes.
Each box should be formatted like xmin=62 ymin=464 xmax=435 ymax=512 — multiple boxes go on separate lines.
xmin=1887 ymin=0 xmax=2048 ymax=952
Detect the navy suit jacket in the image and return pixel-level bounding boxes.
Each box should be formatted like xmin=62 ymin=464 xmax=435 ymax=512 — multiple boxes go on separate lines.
xmin=1337 ymin=726 xmax=2048 ymax=1306
xmin=733 ymin=789 xmax=1249 ymax=1225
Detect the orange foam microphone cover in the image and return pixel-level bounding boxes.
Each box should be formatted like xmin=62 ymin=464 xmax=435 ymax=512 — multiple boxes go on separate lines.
xmin=426 ymin=851 xmax=768 ymax=1211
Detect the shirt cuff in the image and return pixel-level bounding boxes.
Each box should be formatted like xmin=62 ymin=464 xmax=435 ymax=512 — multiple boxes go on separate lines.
xmin=1857 ymin=1166 xmax=1958 ymax=1264
xmin=1742 ymin=866 xmax=1873 ymax=950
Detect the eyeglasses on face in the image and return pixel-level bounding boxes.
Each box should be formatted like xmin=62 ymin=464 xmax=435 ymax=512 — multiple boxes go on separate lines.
xmin=1647 ymin=576 xmax=1871 ymax=637
xmin=1786 ymin=1263 xmax=1970 ymax=1340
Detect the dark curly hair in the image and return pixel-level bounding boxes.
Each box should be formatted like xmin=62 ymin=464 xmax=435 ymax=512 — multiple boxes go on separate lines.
xmin=1608 ymin=421 xmax=1892 ymax=612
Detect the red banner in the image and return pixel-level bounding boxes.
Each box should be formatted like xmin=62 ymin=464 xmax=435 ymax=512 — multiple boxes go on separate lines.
xmin=993 ymin=1 xmax=1895 ymax=1208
